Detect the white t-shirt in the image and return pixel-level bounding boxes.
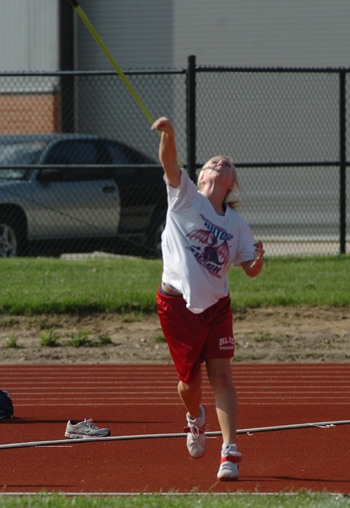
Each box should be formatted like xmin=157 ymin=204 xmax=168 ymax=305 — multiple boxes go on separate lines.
xmin=161 ymin=169 xmax=256 ymax=314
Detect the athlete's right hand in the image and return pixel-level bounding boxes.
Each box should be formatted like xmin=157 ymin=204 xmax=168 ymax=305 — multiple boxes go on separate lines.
xmin=151 ymin=116 xmax=174 ymax=134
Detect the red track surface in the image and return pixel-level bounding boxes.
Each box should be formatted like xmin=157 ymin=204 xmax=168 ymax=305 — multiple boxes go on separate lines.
xmin=1 ymin=364 xmax=350 ymax=494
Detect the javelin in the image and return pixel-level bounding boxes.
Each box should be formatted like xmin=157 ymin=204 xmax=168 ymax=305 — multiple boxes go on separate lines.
xmin=68 ymin=0 xmax=184 ymax=168
xmin=1 ymin=419 xmax=349 ymax=450
xmin=69 ymin=0 xmax=156 ymax=128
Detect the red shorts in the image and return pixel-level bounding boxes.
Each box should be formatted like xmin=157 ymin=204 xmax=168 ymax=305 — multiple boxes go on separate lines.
xmin=156 ymin=287 xmax=234 ymax=384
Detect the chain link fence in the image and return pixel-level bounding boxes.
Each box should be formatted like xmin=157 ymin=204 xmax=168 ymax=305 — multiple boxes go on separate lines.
xmin=0 ymin=62 xmax=348 ymax=258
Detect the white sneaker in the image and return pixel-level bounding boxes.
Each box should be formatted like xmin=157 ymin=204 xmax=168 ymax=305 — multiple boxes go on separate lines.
xmin=184 ymin=405 xmax=206 ymax=458
xmin=65 ymin=418 xmax=110 ymax=439
xmin=217 ymin=443 xmax=242 ymax=480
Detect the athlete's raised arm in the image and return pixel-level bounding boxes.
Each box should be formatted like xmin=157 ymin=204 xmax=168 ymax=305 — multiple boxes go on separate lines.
xmin=152 ymin=116 xmax=181 ymax=188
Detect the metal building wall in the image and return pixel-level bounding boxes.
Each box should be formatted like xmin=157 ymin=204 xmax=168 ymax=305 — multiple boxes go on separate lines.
xmin=0 ymin=0 xmax=59 ymax=72
xmin=75 ymin=0 xmax=350 ymax=70
xmin=1 ymin=1 xmax=349 ymax=72
xmin=76 ymin=0 xmax=173 ymax=70
xmin=174 ymin=0 xmax=350 ymax=68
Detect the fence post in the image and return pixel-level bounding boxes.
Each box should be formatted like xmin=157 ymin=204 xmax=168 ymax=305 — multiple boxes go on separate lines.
xmin=186 ymin=55 xmax=196 ymax=181
xmin=59 ymin=1 xmax=75 ymax=133
xmin=339 ymin=70 xmax=347 ymax=254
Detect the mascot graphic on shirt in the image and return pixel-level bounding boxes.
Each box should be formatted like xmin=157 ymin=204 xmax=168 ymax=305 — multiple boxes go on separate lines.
xmin=186 ymin=214 xmax=233 ymax=278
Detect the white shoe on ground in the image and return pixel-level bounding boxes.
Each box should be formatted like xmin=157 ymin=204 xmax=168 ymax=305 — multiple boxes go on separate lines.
xmin=65 ymin=418 xmax=110 ymax=439
xmin=217 ymin=443 xmax=242 ymax=480
xmin=184 ymin=405 xmax=206 ymax=458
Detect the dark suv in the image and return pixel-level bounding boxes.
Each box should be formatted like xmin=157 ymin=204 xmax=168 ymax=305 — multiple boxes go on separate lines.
xmin=0 ymin=134 xmax=166 ymax=257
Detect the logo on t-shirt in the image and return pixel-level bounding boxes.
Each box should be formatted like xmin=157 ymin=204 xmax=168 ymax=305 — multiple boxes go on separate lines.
xmin=186 ymin=214 xmax=233 ymax=277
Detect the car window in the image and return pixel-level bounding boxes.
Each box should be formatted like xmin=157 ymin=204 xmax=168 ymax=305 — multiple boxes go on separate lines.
xmin=106 ymin=141 xmax=154 ymax=165
xmin=0 ymin=141 xmax=46 ymax=180
xmin=40 ymin=140 xmax=115 ymax=181
xmin=43 ymin=140 xmax=100 ymax=165
xmin=106 ymin=143 xmax=132 ymax=165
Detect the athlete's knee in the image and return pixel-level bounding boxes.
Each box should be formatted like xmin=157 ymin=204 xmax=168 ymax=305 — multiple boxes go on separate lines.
xmin=206 ymin=360 xmax=233 ymax=389
xmin=178 ymin=375 xmax=201 ymax=394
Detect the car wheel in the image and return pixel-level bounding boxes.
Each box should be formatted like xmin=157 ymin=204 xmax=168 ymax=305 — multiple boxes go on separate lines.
xmin=0 ymin=214 xmax=27 ymax=258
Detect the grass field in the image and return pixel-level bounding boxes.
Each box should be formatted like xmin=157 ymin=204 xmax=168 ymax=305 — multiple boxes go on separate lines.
xmin=1 ymin=492 xmax=350 ymax=507
xmin=1 ymin=255 xmax=349 ymax=506
xmin=0 ymin=255 xmax=349 ymax=315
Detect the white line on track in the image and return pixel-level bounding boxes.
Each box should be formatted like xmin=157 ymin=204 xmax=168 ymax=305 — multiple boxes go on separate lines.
xmin=1 ymin=491 xmax=336 ymax=496
xmin=14 ymin=401 xmax=350 ymax=406
xmin=9 ymin=389 xmax=350 ymax=396
xmin=10 ymin=393 xmax=350 ymax=399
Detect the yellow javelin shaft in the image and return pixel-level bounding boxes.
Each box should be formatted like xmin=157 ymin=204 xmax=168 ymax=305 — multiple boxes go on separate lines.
xmin=69 ymin=0 xmax=155 ymax=127
xmin=69 ymin=0 xmax=183 ymax=167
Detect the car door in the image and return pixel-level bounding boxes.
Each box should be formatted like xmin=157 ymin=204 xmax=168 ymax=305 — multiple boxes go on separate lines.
xmin=27 ymin=139 xmax=120 ymax=239
xmin=105 ymin=140 xmax=166 ymax=234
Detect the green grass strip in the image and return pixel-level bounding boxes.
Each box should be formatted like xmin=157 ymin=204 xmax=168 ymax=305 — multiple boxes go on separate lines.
xmin=0 ymin=255 xmax=349 ymax=315
xmin=0 ymin=492 xmax=350 ymax=507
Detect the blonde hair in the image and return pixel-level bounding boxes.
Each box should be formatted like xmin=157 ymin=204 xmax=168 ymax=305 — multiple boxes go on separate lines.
xmin=197 ymin=155 xmax=240 ymax=210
